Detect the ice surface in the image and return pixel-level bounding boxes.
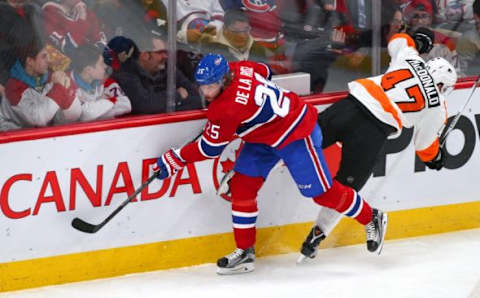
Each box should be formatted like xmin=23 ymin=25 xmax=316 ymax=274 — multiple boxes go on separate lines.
xmin=3 ymin=229 xmax=480 ymax=298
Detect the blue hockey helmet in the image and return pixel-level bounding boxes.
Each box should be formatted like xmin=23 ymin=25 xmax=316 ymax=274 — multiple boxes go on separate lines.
xmin=195 ymin=53 xmax=229 ymax=85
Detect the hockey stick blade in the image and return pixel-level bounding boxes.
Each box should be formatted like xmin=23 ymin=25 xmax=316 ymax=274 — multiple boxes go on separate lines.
xmin=71 ymin=217 xmax=102 ymax=233
xmin=71 ymin=171 xmax=160 ymax=234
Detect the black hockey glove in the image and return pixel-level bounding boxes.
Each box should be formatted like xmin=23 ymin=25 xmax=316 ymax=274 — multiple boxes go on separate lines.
xmin=424 ymin=146 xmax=445 ymax=171
xmin=411 ymin=27 xmax=434 ymax=54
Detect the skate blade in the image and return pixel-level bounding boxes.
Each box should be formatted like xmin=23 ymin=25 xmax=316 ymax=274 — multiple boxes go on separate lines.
xmin=376 ymin=213 xmax=388 ymax=255
xmin=297 ymin=255 xmax=308 ymax=264
xmin=296 ymin=252 xmax=318 ymax=264
xmin=216 ymin=263 xmax=254 ymax=275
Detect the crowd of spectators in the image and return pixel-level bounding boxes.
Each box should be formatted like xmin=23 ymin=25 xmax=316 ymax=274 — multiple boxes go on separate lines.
xmin=0 ymin=0 xmax=479 ymax=132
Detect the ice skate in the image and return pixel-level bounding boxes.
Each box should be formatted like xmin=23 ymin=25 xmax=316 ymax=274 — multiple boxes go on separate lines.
xmin=365 ymin=208 xmax=388 ymax=255
xmin=216 ymin=247 xmax=255 ymax=275
xmin=297 ymin=225 xmax=326 ymax=264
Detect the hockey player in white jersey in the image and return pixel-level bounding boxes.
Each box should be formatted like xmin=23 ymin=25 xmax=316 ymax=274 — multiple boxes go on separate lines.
xmin=299 ymin=27 xmax=458 ymax=261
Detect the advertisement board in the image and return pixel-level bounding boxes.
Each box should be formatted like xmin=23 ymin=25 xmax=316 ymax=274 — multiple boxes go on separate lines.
xmin=1 ymin=83 xmax=479 ymax=292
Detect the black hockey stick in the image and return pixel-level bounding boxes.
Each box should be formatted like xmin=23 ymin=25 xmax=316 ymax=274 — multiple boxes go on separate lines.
xmin=71 ymin=171 xmax=160 ymax=233
xmin=440 ymin=75 xmax=480 ymax=147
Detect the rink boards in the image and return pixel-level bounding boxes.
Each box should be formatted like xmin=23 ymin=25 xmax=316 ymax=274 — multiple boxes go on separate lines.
xmin=1 ymin=81 xmax=480 ymax=292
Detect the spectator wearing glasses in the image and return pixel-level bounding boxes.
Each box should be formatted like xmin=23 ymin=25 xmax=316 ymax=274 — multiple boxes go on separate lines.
xmin=220 ymin=1 xmax=289 ymax=73
xmin=109 ymin=33 xmax=202 ymax=114
xmin=200 ymin=9 xmax=282 ymax=70
xmin=456 ymin=0 xmax=480 ymax=76
xmin=405 ymin=1 xmax=435 ymax=31
xmin=201 ymin=9 xmax=253 ymax=61
xmin=404 ymin=0 xmax=458 ymax=69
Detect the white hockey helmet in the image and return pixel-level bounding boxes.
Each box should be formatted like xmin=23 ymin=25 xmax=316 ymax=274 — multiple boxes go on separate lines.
xmin=426 ymin=57 xmax=457 ymax=93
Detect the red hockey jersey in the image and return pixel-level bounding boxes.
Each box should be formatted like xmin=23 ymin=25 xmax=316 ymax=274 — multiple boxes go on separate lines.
xmin=179 ymin=61 xmax=317 ymax=162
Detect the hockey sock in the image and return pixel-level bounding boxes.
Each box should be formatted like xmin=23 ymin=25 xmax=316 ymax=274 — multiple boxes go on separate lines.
xmin=313 ymin=180 xmax=372 ymax=225
xmin=230 ymin=173 xmax=264 ymax=249
xmin=232 ymin=206 xmax=258 ymax=250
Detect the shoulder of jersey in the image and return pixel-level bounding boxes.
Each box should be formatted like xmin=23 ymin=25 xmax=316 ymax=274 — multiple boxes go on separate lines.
xmin=207 ymin=87 xmax=237 ymax=117
xmin=229 ymin=60 xmax=256 ymax=73
xmin=207 ymin=69 xmax=256 ymax=119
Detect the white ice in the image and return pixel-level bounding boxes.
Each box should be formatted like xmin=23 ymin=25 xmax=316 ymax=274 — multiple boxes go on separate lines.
xmin=3 ymin=229 xmax=480 ymax=298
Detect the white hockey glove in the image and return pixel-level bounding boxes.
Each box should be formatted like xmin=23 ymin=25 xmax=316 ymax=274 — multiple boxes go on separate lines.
xmin=216 ymin=170 xmax=234 ymax=196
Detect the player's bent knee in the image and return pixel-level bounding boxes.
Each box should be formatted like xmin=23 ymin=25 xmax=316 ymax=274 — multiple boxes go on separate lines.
xmin=335 ymin=174 xmax=365 ymax=192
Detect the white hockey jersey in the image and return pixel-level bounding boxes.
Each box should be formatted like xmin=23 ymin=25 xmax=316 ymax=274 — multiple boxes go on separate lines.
xmin=70 ymin=72 xmax=132 ymax=122
xmin=0 ymin=63 xmax=82 ymax=131
xmin=348 ymin=33 xmax=447 ymax=162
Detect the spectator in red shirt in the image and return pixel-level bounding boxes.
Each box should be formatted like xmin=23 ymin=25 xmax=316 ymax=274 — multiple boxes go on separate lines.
xmin=139 ymin=0 xmax=166 ymax=23
xmin=404 ymin=0 xmax=458 ymax=69
xmin=42 ymin=0 xmax=106 ymax=54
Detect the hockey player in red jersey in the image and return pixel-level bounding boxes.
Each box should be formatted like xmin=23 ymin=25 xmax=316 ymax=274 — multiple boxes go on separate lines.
xmin=297 ymin=28 xmax=459 ymax=262
xmin=154 ymin=53 xmax=387 ymax=274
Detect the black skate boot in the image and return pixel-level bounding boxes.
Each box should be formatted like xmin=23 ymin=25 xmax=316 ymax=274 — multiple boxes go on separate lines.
xmin=365 ymin=208 xmax=388 ymax=255
xmin=216 ymin=247 xmax=255 ymax=275
xmin=298 ymin=225 xmax=326 ymax=263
